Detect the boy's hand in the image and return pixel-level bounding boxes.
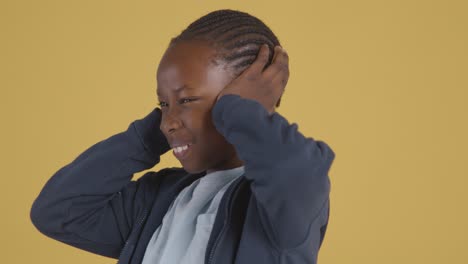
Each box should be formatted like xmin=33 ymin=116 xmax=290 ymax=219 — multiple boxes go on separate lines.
xmin=216 ymin=44 xmax=289 ymax=114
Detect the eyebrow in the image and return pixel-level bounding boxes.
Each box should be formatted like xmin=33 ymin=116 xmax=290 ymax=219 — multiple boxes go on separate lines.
xmin=157 ymin=85 xmax=193 ymax=96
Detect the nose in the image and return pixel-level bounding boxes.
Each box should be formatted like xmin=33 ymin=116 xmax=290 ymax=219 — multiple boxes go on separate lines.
xmin=160 ymin=107 xmax=183 ymax=134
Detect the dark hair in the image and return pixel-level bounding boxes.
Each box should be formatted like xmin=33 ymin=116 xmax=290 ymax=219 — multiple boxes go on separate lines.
xmin=170 ymin=9 xmax=283 ymax=107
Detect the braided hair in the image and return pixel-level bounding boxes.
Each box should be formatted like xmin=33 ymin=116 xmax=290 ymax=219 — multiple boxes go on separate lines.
xmin=169 ymin=9 xmax=283 ymax=107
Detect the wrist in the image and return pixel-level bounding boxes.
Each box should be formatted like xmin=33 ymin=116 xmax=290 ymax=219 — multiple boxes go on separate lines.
xmin=133 ymin=107 xmax=171 ymax=156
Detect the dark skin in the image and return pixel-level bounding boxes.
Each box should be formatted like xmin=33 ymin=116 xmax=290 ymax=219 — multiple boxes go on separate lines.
xmin=157 ymin=40 xmax=289 ymax=174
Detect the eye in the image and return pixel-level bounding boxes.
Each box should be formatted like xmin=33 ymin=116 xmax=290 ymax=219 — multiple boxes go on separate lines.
xmin=157 ymin=98 xmax=196 ymax=108
xmin=180 ymin=98 xmax=196 ymax=104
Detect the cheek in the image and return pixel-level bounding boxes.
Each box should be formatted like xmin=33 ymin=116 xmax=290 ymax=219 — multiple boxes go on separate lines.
xmin=173 ymin=107 xmax=208 ymax=135
xmin=192 ymin=108 xmax=216 ymax=135
xmin=189 ymin=108 xmax=226 ymax=146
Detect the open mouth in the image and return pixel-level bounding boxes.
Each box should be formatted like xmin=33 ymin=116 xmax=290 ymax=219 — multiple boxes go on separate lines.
xmin=172 ymin=143 xmax=192 ymax=160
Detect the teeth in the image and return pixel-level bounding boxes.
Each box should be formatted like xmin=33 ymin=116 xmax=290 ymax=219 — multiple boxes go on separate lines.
xmin=174 ymin=144 xmax=189 ymax=153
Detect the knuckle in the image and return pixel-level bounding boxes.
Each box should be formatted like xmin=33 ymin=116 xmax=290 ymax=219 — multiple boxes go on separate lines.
xmin=279 ymin=63 xmax=289 ymax=73
xmin=260 ymin=47 xmax=269 ymax=58
xmin=247 ymin=72 xmax=260 ymax=81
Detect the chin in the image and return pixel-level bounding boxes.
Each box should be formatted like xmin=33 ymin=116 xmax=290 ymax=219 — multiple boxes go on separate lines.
xmin=180 ymin=162 xmax=207 ymax=175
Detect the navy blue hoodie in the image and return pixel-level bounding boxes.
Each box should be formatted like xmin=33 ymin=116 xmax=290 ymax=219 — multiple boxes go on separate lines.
xmin=30 ymin=94 xmax=335 ymax=263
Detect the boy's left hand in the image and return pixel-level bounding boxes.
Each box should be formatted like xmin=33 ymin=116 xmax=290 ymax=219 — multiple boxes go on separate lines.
xmin=216 ymin=44 xmax=289 ymax=114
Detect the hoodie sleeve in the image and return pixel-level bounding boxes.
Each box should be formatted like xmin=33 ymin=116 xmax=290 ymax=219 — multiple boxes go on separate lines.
xmin=211 ymin=94 xmax=335 ymax=250
xmin=30 ymin=107 xmax=170 ymax=258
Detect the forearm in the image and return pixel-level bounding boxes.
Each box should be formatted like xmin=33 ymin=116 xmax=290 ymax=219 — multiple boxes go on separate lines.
xmin=30 ymin=107 xmax=169 ymax=238
xmin=212 ymin=94 xmax=335 ymax=249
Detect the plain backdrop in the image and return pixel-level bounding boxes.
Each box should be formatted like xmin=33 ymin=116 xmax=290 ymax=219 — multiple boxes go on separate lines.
xmin=1 ymin=0 xmax=467 ymax=263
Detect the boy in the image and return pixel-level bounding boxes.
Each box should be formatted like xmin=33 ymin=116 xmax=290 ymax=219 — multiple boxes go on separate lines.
xmin=31 ymin=9 xmax=335 ymax=264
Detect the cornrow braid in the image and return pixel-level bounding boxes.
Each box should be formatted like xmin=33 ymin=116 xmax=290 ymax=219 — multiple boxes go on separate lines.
xmin=169 ymin=9 xmax=283 ymax=107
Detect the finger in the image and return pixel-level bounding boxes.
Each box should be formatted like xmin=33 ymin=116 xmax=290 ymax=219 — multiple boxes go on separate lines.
xmin=268 ymin=45 xmax=281 ymax=70
xmin=242 ymin=44 xmax=270 ymax=76
xmin=269 ymin=47 xmax=290 ymax=98
xmin=264 ymin=46 xmax=288 ymax=76
xmin=264 ymin=46 xmax=289 ymax=80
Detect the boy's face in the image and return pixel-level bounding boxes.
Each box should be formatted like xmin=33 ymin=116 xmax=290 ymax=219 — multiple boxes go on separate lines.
xmin=156 ymin=40 xmax=243 ymax=174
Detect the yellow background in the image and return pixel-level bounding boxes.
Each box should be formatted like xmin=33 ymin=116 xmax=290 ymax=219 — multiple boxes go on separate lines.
xmin=1 ymin=0 xmax=467 ymax=263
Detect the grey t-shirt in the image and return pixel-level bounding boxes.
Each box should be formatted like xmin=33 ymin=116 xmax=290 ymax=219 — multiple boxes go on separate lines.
xmin=141 ymin=165 xmax=245 ymax=264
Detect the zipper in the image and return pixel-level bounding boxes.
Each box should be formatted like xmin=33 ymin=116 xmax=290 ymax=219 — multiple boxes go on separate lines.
xmin=116 ymin=197 xmax=149 ymax=264
xmin=116 ymin=170 xmax=203 ymax=263
xmin=116 ymin=240 xmax=129 ymax=264
xmin=206 ymin=177 xmax=244 ymax=264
